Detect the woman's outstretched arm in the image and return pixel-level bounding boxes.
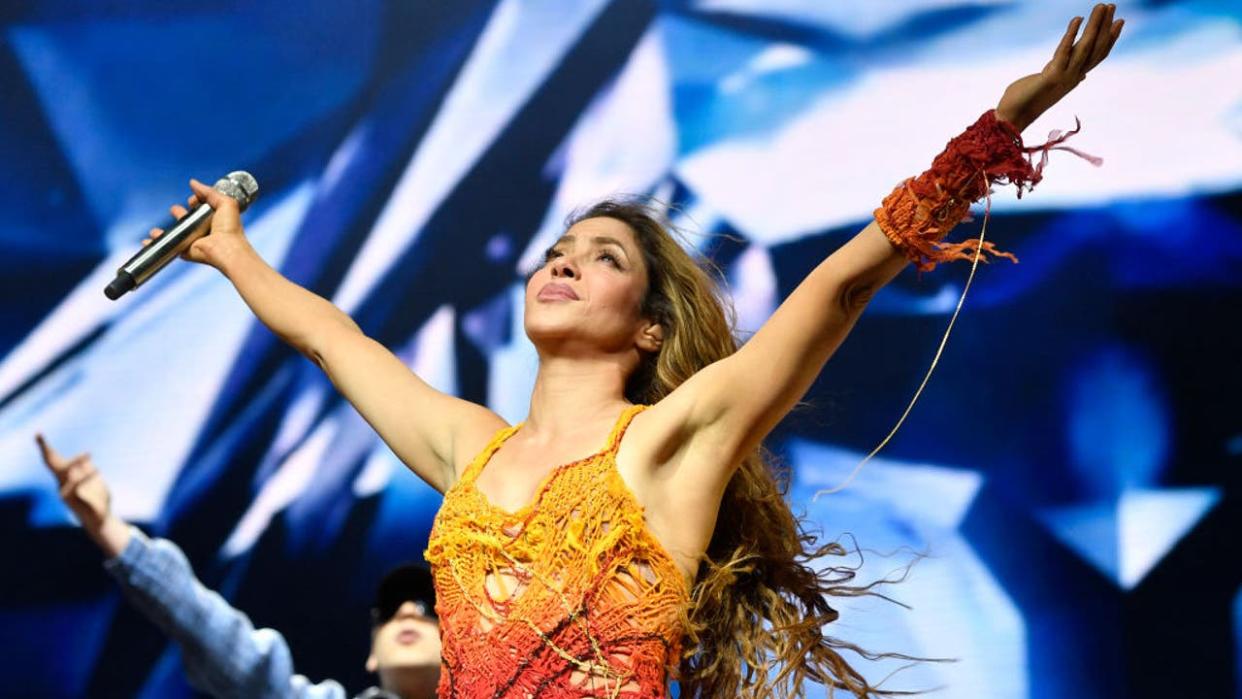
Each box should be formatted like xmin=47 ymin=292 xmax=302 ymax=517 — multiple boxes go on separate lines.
xmin=658 ymin=4 xmax=1123 ymax=482
xmin=160 ymin=182 xmax=504 ymax=492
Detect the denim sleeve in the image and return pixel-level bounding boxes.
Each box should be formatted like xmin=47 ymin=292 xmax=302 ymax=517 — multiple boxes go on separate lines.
xmin=103 ymin=527 xmax=347 ymax=699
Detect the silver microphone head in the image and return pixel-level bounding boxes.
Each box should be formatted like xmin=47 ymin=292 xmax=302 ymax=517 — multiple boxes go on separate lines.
xmin=213 ymin=171 xmax=260 ymax=211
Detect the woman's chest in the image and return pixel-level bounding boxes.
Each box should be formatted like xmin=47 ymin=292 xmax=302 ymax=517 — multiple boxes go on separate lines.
xmin=472 ymin=434 xmax=640 ymax=513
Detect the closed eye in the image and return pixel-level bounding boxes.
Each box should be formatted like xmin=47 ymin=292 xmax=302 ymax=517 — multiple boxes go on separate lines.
xmin=543 ymin=246 xmax=624 ymax=269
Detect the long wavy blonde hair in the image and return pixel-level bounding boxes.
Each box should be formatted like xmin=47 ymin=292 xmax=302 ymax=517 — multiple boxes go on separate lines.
xmin=567 ymin=198 xmax=916 ymax=698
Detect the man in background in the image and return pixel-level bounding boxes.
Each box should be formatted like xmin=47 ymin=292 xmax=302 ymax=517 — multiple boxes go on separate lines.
xmin=37 ymin=434 xmax=440 ymax=699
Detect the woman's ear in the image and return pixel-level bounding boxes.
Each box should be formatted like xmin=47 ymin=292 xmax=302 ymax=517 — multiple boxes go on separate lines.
xmin=365 ymin=651 xmax=378 ymax=673
xmin=638 ymin=321 xmax=664 ymax=353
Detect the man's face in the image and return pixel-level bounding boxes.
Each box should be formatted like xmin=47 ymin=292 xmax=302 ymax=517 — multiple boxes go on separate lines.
xmin=366 ymin=600 xmax=441 ymax=673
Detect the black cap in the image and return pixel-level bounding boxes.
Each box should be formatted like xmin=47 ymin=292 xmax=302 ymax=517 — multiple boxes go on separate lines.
xmin=371 ymin=563 xmax=436 ymax=625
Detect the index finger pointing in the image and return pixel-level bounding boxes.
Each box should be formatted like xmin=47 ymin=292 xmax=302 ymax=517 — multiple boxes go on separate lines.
xmin=35 ymin=433 xmax=60 ymax=465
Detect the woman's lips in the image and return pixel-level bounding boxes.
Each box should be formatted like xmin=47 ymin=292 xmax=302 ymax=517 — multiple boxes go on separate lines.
xmin=538 ymin=283 xmax=579 ymax=301
xmin=397 ymin=629 xmax=421 ymax=645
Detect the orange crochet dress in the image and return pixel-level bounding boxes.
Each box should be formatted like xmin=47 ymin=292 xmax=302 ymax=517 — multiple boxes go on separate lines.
xmin=425 ymin=404 xmax=691 ymax=698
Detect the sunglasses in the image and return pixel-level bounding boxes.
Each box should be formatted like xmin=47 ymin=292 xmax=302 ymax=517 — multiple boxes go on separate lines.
xmin=371 ymin=598 xmax=435 ymax=626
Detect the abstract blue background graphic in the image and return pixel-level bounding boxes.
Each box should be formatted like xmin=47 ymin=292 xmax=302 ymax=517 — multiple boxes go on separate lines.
xmin=2 ymin=2 xmax=1239 ymax=697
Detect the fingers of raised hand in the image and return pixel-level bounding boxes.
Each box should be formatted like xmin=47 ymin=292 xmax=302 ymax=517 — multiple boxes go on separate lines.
xmin=59 ymin=463 xmax=89 ymax=498
xmin=58 ymin=464 xmax=103 ymax=514
xmin=1053 ymin=16 xmax=1083 ymax=71
xmin=1086 ymin=15 xmax=1123 ymax=72
xmin=56 ymin=454 xmax=92 ymax=492
xmin=188 ymin=178 xmax=235 ymax=212
xmin=1069 ymin=4 xmax=1111 ymax=72
xmin=1082 ymin=5 xmax=1117 ymax=69
xmin=146 ymin=201 xmax=196 ymax=246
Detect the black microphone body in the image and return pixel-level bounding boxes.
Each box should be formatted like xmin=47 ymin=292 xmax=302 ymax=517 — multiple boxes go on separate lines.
xmin=105 ymin=171 xmax=259 ymax=300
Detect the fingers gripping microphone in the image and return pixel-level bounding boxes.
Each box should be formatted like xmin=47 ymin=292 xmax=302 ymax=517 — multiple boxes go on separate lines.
xmin=104 ymin=171 xmax=259 ymax=300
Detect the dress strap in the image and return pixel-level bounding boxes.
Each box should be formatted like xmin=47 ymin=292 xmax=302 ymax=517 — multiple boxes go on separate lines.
xmin=604 ymin=404 xmax=649 ymax=454
xmin=459 ymin=421 xmax=522 ymax=485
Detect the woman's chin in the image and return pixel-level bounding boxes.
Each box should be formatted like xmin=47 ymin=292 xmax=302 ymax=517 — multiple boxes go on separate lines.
xmin=524 ymin=317 xmax=580 ymax=343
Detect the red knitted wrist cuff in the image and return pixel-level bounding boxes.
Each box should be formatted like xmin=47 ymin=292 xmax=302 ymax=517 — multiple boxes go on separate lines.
xmin=874 ymin=109 xmax=1096 ymax=272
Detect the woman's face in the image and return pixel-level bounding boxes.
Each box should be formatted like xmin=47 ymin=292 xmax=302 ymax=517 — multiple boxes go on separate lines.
xmin=524 ymin=216 xmax=657 ymax=357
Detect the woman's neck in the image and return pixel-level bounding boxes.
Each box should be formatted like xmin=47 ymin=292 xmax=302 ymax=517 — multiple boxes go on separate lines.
xmin=524 ymin=354 xmax=634 ymax=439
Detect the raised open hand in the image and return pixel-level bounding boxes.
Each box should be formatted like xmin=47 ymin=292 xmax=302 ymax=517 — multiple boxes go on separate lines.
xmin=35 ymin=434 xmax=111 ymax=531
xmin=996 ymin=3 xmax=1124 ymax=132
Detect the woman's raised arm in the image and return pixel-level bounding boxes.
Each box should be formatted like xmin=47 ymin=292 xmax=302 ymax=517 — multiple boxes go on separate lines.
xmin=655 ymin=4 xmax=1123 ymax=485
xmin=161 ymin=180 xmax=504 ymax=492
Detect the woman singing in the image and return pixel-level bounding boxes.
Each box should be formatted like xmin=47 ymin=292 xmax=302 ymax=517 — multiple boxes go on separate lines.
xmin=151 ymin=5 xmax=1122 ymax=696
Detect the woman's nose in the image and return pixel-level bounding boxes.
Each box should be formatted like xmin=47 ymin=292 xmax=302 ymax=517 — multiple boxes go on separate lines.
xmin=551 ymin=257 xmax=578 ymax=279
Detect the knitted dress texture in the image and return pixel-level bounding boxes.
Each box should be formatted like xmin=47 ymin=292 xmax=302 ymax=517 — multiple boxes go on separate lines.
xmin=426 ymin=405 xmax=690 ymax=698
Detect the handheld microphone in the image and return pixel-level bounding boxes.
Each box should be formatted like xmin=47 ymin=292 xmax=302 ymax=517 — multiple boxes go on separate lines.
xmin=104 ymin=171 xmax=259 ymax=300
